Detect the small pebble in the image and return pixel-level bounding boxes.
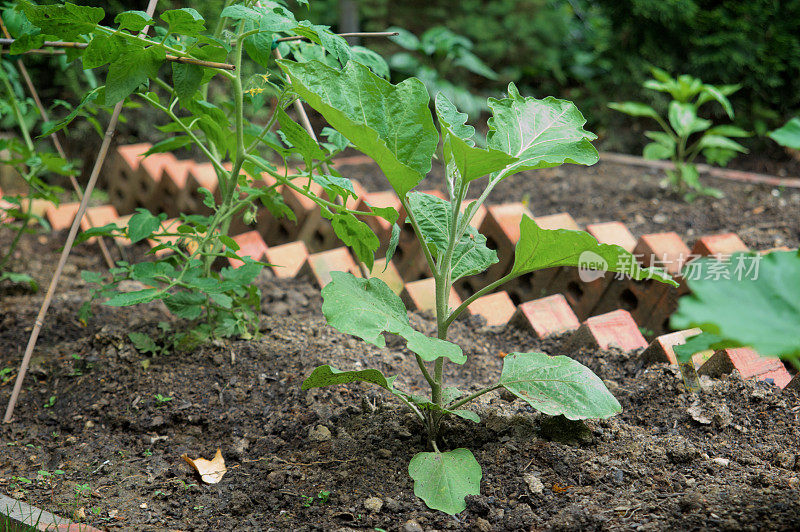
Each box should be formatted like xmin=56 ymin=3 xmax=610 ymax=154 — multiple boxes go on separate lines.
xmin=712 ymin=457 xmax=730 ymax=467
xmin=403 ymin=520 xmax=424 ymax=532
xmin=309 ymin=425 xmax=332 ymax=442
xmin=523 ymin=473 xmax=544 ymax=494
xmin=364 ymin=497 xmax=383 ymax=512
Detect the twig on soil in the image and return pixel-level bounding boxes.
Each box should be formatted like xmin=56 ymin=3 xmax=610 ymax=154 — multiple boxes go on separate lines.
xmin=0 ymin=15 xmax=116 ymax=270
xmin=2 ymin=0 xmax=162 ymax=424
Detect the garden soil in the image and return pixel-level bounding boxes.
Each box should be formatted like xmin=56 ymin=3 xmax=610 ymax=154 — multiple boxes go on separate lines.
xmin=1 ymin=160 xmax=799 ymax=531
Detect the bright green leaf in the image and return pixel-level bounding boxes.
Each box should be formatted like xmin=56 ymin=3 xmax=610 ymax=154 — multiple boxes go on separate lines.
xmin=642 ymin=142 xmax=674 ymax=160
xmin=435 ymin=93 xmax=475 ymax=144
xmin=321 ymin=272 xmax=465 ymax=364
xmin=500 ymin=352 xmax=621 ymax=419
xmin=408 ymin=449 xmax=481 ymax=515
xmin=668 ymin=101 xmax=711 ymax=137
xmin=671 ymin=251 xmax=800 ymax=359
xmin=127 ymin=209 xmax=162 ymax=243
xmin=114 ymin=10 xmax=153 ymax=32
xmin=105 ymin=46 xmax=166 ymax=105
xmin=487 ymin=83 xmax=598 ymax=178
xmin=276 ymin=108 xmax=327 ymax=167
xmin=698 ymin=135 xmax=747 ymax=153
xmin=769 ymin=118 xmax=800 ymax=150
xmin=278 ymin=59 xmax=438 ymax=197
xmin=83 ymin=34 xmax=120 ymax=69
xmin=160 ymin=8 xmax=204 ymax=36
xmin=105 ymin=288 xmax=160 ymax=307
xmin=443 ymin=130 xmax=517 ymax=183
xmin=164 ymin=291 xmax=206 ymax=320
xmin=608 ymin=101 xmax=659 ymax=119
xmin=172 ymin=61 xmax=204 ymax=100
xmin=509 ymin=215 xmax=677 ymax=286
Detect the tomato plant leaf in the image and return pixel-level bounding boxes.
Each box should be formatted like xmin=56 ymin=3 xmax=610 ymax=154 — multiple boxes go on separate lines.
xmin=278 ymin=59 xmax=438 ymax=197
xmin=322 ymin=272 xmax=465 ymax=364
xmin=510 ymin=215 xmax=677 ymax=286
xmin=500 ymin=352 xmax=622 ymax=419
xmin=105 ymin=288 xmax=160 ymax=307
xmin=164 ymin=291 xmax=206 ymax=320
xmin=408 ymin=449 xmax=481 ymax=515
xmin=105 ymin=46 xmax=166 ymax=105
xmin=487 ymin=83 xmax=598 ymax=178
xmin=671 ymin=250 xmax=800 ymax=359
xmin=127 ymin=209 xmax=163 ymax=243
xmin=160 ymin=8 xmax=205 ymax=36
xmin=114 ymin=10 xmax=153 ymax=33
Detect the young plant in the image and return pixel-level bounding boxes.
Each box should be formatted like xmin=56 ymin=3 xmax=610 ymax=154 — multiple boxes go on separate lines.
xmin=672 ymin=249 xmax=800 ymax=369
xmin=279 ymin=58 xmax=676 ymax=513
xmin=0 ymin=60 xmax=74 ymax=290
xmin=609 ymin=68 xmax=749 ymax=200
xmin=13 ymin=1 xmax=396 ymax=340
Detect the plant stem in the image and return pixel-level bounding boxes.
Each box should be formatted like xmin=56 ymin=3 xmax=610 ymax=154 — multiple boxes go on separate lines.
xmin=448 ymin=384 xmax=502 ymax=410
xmin=444 ymin=272 xmax=516 ymax=329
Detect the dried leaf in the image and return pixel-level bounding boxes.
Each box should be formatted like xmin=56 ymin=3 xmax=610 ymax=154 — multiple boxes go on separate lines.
xmin=182 ymin=448 xmax=227 ymax=484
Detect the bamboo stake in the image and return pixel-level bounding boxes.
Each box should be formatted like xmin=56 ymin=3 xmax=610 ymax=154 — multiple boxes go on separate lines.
xmin=3 ymin=0 xmax=161 ymax=424
xmin=0 ymin=38 xmax=234 ymax=70
xmin=0 ymin=16 xmax=116 ymax=269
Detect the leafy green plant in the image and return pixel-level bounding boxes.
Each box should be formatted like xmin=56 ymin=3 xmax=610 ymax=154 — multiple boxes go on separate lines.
xmin=672 ymin=250 xmax=800 ymax=369
xmin=769 ymin=117 xmax=800 ymax=150
xmin=609 ymin=68 xmax=749 ymax=200
xmin=386 ymin=26 xmax=497 ymax=118
xmin=1 ymin=61 xmax=75 ymax=291
xmin=280 ymin=58 xmax=676 ymax=513
xmin=12 ymin=1 xmax=396 ymax=341
xmin=153 ymin=393 xmax=173 ymax=405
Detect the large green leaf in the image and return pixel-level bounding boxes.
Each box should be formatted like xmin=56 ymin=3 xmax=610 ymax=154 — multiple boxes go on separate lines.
xmin=276 ymin=108 xmax=327 ymax=167
xmin=321 ymin=272 xmax=465 ymax=364
xmin=408 ymin=449 xmax=481 ymax=514
xmin=486 ymin=83 xmax=598 ymax=178
xmin=302 ymin=365 xmax=397 ymax=392
xmin=407 ymin=192 xmax=497 ymax=281
xmin=500 ymin=352 xmax=621 ymax=419
xmin=509 ymin=215 xmax=677 ymax=286
xmin=671 ymin=250 xmax=800 ymax=359
xmin=20 ymin=1 xmax=104 ymax=41
xmin=769 ymin=117 xmax=800 ymax=150
xmin=442 ymin=130 xmax=517 ymax=183
xmin=278 ymin=60 xmax=438 ymax=197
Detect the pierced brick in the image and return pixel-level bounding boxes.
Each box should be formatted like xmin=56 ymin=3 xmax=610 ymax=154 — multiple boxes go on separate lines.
xmin=534 ymin=212 xmax=580 ymax=231
xmin=468 ymin=291 xmax=516 ymax=327
xmin=401 ymin=278 xmax=461 ymax=314
xmin=586 ymin=221 xmax=637 ymax=252
xmin=691 ymin=232 xmax=748 ymax=259
xmin=300 ymin=247 xmax=361 ymax=287
xmin=136 ymin=152 xmax=175 ymax=207
xmin=46 ymin=202 xmax=80 ymax=231
xmin=155 ymin=159 xmax=195 ymax=217
xmin=633 ymin=232 xmax=691 ymax=276
xmin=639 ymin=328 xmax=712 ymax=366
xmin=265 ymin=241 xmax=309 ymax=279
xmin=510 ymin=294 xmax=580 ymax=338
xmin=227 ymin=231 xmax=269 ymax=268
xmin=698 ymin=347 xmax=792 ymax=388
xmin=568 ymin=309 xmax=648 ymax=352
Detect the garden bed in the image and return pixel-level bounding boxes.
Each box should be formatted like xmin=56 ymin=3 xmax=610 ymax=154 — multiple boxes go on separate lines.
xmin=2 ymin=156 xmax=800 ymax=530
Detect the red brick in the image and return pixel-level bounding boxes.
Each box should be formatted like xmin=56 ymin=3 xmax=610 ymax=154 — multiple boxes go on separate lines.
xmin=698 ymin=347 xmax=792 ymax=388
xmin=20 ymin=198 xmax=52 ymax=218
xmin=552 ymin=270 xmax=612 ymax=321
xmin=368 ymin=258 xmax=404 ymax=295
xmin=510 ymin=294 xmax=580 ymax=337
xmin=785 ymin=373 xmax=800 ymax=391
xmin=639 ymin=327 xmax=709 ymax=365
xmin=116 ymin=143 xmax=151 ymax=172
xmin=46 ymin=202 xmax=80 ymax=231
xmin=227 ymin=231 xmax=269 ymax=268
xmin=534 ymin=212 xmax=580 ymax=231
xmin=592 ymin=277 xmax=678 ymax=336
xmin=76 ymin=205 xmax=120 ymax=243
xmin=568 ymin=309 xmax=648 ymax=351
xmin=300 ymin=247 xmax=361 ymax=287
xmin=691 ymin=233 xmax=748 ymax=259
xmin=155 ymin=159 xmax=195 ymax=217
xmin=401 ymin=278 xmax=461 ymax=314
xmin=633 ymin=232 xmax=691 ymax=276
xmin=136 ymin=152 xmax=175 ymax=205
xmin=468 ymin=291 xmax=516 ymax=327
xmin=586 ymin=221 xmax=637 ymax=252
xmin=110 ymin=213 xmax=133 ymax=245
xmin=266 ymin=240 xmax=309 ymax=279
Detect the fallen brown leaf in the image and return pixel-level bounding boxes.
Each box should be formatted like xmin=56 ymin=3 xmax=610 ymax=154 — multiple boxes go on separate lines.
xmin=182 ymin=448 xmax=227 ymax=484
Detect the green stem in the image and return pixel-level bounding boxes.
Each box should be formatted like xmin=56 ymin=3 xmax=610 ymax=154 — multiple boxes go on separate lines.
xmin=1 ymin=70 xmax=34 ymax=152
xmin=448 ymin=384 xmax=502 ymax=411
xmin=444 ymin=272 xmax=516 ymax=329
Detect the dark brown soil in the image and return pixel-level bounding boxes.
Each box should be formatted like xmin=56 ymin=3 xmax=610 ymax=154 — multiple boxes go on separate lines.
xmin=2 ymin=223 xmax=800 ymax=531
xmin=338 ymin=158 xmax=800 ymax=251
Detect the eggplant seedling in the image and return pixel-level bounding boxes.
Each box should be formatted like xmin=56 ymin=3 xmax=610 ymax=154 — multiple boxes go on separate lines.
xmin=281 ymin=58 xmax=677 ymax=514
